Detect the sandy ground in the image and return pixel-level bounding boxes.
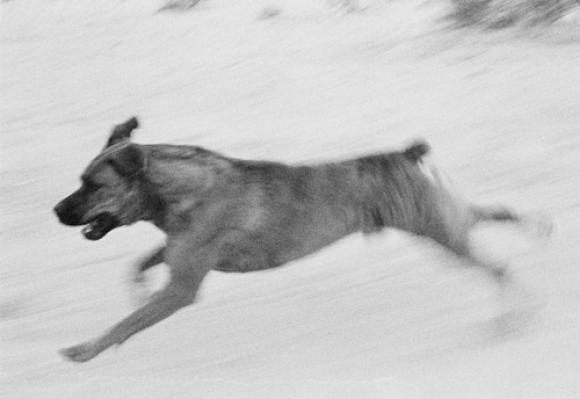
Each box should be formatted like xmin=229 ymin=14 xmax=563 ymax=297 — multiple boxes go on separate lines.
xmin=2 ymin=0 xmax=580 ymax=398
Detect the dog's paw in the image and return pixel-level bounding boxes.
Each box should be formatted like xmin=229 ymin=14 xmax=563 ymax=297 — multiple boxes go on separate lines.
xmin=59 ymin=341 xmax=100 ymax=363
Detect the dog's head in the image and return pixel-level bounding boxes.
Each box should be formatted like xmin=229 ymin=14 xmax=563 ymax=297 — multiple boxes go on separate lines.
xmin=54 ymin=117 xmax=153 ymax=240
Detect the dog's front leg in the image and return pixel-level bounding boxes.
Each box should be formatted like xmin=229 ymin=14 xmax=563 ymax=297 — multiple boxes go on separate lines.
xmin=60 ymin=268 xmax=208 ymax=363
xmin=129 ymin=245 xmax=166 ymax=306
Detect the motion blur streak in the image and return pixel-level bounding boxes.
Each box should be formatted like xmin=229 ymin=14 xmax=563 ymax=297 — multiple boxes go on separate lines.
xmin=2 ymin=0 xmax=580 ymax=398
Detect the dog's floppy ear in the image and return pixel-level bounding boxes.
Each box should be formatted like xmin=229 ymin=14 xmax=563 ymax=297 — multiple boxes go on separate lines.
xmin=107 ymin=144 xmax=145 ymax=179
xmin=104 ymin=116 xmax=139 ymax=149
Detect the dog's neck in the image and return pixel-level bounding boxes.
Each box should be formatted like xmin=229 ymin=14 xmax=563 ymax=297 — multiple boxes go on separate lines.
xmin=138 ymin=145 xmax=233 ymax=234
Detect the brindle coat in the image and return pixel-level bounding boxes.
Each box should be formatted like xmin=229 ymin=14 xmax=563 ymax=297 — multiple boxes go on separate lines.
xmin=54 ymin=117 xmax=550 ymax=362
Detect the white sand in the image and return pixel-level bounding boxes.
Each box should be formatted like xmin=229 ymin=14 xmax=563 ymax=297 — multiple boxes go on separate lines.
xmin=2 ymin=1 xmax=580 ymax=398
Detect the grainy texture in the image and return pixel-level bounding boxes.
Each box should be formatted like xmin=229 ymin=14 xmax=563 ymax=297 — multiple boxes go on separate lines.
xmin=53 ymin=119 xmax=542 ymax=362
xmin=2 ymin=0 xmax=579 ymax=397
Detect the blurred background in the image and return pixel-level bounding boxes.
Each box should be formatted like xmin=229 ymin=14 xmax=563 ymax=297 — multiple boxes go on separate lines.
xmin=1 ymin=1 xmax=580 ymax=398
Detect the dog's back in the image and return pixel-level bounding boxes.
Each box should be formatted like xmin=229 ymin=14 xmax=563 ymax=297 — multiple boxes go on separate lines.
xmin=216 ymin=141 xmax=440 ymax=267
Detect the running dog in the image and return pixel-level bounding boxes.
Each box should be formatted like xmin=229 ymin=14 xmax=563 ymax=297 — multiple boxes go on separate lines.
xmin=54 ymin=116 xmax=550 ymax=362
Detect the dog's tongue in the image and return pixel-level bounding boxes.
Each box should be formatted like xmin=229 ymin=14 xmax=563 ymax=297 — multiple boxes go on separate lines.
xmin=82 ymin=214 xmax=117 ymax=240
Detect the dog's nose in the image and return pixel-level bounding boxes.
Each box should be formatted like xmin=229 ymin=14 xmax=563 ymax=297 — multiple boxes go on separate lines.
xmin=54 ymin=202 xmax=65 ymax=218
xmin=54 ymin=201 xmax=81 ymax=225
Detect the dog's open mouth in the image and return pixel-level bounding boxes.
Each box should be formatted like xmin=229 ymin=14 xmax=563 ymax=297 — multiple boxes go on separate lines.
xmin=82 ymin=213 xmax=118 ymax=240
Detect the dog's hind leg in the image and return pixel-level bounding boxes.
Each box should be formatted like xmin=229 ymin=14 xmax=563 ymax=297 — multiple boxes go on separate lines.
xmin=425 ymin=208 xmax=547 ymax=322
xmin=439 ymin=234 xmax=511 ymax=287
xmin=417 ymin=208 xmax=512 ymax=286
xmin=471 ymin=205 xmax=520 ymax=224
xmin=470 ymin=204 xmax=553 ymax=239
xmin=470 ymin=204 xmax=527 ymax=246
xmin=436 ymin=224 xmax=545 ymax=330
xmin=128 ymin=246 xmax=166 ymax=306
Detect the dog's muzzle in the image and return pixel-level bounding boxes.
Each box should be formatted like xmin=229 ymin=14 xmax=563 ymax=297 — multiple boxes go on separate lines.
xmin=54 ymin=201 xmax=118 ymax=240
xmin=81 ymin=213 xmax=118 ymax=240
xmin=54 ymin=200 xmax=84 ymax=226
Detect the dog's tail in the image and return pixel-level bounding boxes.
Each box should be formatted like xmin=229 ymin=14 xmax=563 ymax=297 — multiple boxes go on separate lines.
xmin=403 ymin=139 xmax=431 ymax=162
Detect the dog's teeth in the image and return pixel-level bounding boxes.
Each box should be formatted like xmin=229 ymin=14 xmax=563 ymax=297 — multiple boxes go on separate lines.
xmin=82 ymin=223 xmax=95 ymax=236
